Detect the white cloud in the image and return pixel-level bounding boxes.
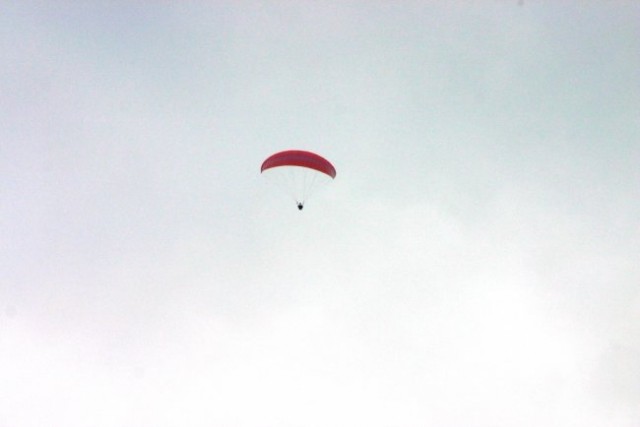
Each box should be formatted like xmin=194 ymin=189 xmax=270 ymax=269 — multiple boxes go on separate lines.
xmin=1 ymin=2 xmax=639 ymax=426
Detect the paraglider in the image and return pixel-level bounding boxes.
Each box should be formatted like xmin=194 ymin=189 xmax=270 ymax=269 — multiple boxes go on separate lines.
xmin=261 ymin=150 xmax=336 ymax=210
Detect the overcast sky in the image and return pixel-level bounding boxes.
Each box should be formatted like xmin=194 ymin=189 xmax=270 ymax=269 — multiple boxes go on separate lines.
xmin=1 ymin=2 xmax=639 ymax=426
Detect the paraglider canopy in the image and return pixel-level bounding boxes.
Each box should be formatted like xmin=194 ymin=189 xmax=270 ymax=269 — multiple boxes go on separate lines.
xmin=261 ymin=150 xmax=336 ymax=178
xmin=261 ymin=150 xmax=336 ymax=209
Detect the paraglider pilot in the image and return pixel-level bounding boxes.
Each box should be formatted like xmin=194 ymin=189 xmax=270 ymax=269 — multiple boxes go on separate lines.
xmin=297 ymin=202 xmax=304 ymax=210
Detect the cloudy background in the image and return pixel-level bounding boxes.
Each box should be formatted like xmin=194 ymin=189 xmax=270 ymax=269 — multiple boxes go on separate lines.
xmin=1 ymin=2 xmax=639 ymax=426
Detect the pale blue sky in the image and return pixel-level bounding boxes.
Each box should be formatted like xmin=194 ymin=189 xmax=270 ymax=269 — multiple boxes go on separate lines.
xmin=1 ymin=2 xmax=639 ymax=426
